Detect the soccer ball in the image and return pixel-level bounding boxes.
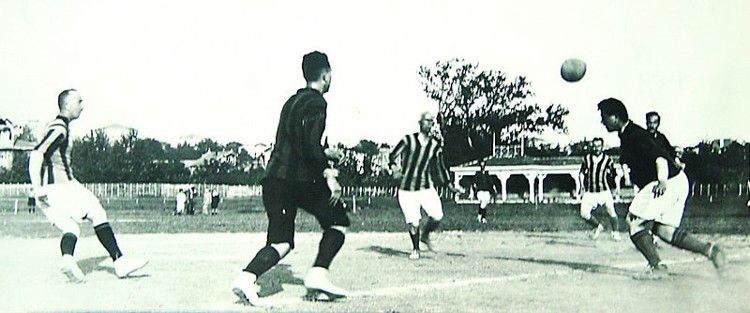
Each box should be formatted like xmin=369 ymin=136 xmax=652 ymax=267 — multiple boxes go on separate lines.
xmin=561 ymin=58 xmax=586 ymax=82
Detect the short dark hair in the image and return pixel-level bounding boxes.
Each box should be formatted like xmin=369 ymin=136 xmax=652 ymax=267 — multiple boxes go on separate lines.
xmin=57 ymin=89 xmax=77 ymax=110
xmin=592 ymin=137 xmax=604 ymax=144
xmin=597 ymin=98 xmax=628 ymax=120
xmin=302 ymin=51 xmax=330 ymax=82
xmin=645 ymin=111 xmax=660 ymax=120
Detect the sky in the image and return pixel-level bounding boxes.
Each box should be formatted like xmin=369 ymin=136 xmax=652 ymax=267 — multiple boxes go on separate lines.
xmin=1 ymin=0 xmax=749 ymax=149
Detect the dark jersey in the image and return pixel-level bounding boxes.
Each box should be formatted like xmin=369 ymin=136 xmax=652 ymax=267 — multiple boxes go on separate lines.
xmin=619 ymin=122 xmax=681 ymax=189
xmin=473 ymin=170 xmax=496 ymax=192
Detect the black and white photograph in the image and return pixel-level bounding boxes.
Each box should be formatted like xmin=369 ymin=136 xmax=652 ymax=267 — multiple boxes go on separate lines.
xmin=1 ymin=1 xmax=749 ymax=312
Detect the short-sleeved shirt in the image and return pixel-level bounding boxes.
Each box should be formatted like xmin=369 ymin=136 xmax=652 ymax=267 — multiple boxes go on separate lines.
xmin=264 ymin=88 xmax=330 ymax=182
xmin=32 ymin=115 xmax=74 ymax=186
xmin=389 ymin=133 xmax=451 ymax=191
xmin=619 ymin=121 xmax=681 ymax=189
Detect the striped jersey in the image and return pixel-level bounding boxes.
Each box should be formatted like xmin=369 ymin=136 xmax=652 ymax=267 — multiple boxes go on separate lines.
xmin=580 ymin=153 xmax=614 ymax=192
xmin=33 ymin=115 xmax=74 ymax=185
xmin=389 ymin=133 xmax=451 ymax=191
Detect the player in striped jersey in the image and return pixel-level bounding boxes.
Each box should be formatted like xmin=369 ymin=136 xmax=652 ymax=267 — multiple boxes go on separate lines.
xmin=28 ymin=89 xmax=147 ymax=283
xmin=578 ymin=137 xmax=621 ymax=241
xmin=389 ymin=111 xmax=463 ymax=260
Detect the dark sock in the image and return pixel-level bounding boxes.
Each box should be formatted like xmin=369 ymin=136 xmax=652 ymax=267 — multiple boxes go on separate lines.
xmin=630 ymin=230 xmax=661 ymax=266
xmin=409 ymin=227 xmax=420 ymax=250
xmin=479 ymin=208 xmax=486 ymax=218
xmin=60 ymin=233 xmax=78 ymax=255
xmin=244 ymin=245 xmax=281 ymax=277
xmin=313 ymin=228 xmax=346 ymax=269
xmin=584 ymin=216 xmax=600 ymax=228
xmin=609 ymin=216 xmax=619 ymax=232
xmin=423 ymin=218 xmax=440 ymax=237
xmin=668 ymin=228 xmax=712 ymax=256
xmin=94 ymin=223 xmax=122 ymax=261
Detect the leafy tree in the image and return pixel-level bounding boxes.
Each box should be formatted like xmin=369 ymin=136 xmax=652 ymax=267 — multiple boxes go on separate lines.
xmin=419 ymin=58 xmax=569 ymax=165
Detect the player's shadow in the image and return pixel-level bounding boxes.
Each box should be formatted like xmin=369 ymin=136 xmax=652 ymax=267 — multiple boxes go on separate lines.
xmin=542 ymin=239 xmax=595 ymax=248
xmin=490 ymin=256 xmax=640 ymax=277
xmin=78 ymin=256 xmax=150 ymax=279
xmin=361 ymin=246 xmax=410 ymax=257
xmin=256 ymin=264 xmax=304 ymax=297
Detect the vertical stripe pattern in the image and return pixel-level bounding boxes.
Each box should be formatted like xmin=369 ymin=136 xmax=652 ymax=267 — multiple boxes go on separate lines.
xmin=389 ymin=133 xmax=450 ymax=191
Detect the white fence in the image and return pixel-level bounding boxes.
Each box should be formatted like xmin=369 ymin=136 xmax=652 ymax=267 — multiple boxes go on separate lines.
xmin=0 ymin=182 xmax=747 ymax=200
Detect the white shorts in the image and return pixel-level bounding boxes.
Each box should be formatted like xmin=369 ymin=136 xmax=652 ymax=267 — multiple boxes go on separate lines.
xmin=41 ymin=181 xmax=107 ymax=227
xmin=397 ymin=188 xmax=444 ymax=226
xmin=628 ymin=171 xmax=689 ymax=227
xmin=580 ymin=191 xmax=616 ymax=217
xmin=477 ymin=190 xmax=492 ymax=207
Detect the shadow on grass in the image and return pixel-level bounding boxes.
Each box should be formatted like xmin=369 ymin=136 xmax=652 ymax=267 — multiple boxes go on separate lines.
xmin=360 ymin=245 xmax=410 ymax=257
xmin=78 ymin=255 xmax=150 ymax=279
xmin=490 ymin=256 xmax=644 ymax=278
xmin=257 ymin=264 xmax=304 ymax=297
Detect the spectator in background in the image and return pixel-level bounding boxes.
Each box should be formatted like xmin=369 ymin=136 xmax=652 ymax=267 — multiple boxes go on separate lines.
xmin=202 ymin=189 xmax=211 ymax=215
xmin=174 ymin=189 xmax=186 ymax=216
xmin=186 ymin=186 xmax=197 ymax=215
xmin=27 ymin=189 xmax=36 ymax=213
xmin=210 ymin=189 xmax=221 ymax=215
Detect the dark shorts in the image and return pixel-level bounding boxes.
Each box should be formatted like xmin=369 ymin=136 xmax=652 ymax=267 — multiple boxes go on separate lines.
xmin=262 ymin=177 xmax=350 ymax=249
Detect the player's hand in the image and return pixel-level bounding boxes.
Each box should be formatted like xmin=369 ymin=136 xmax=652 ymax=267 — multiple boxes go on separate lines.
xmin=652 ymin=180 xmax=668 ymax=198
xmin=326 ymin=177 xmax=342 ymax=205
xmin=448 ymin=185 xmax=465 ymax=194
xmin=390 ymin=164 xmax=402 ymax=180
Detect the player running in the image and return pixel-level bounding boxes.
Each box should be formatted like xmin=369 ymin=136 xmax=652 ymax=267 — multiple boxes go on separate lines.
xmin=231 ymin=51 xmax=350 ymax=305
xmin=577 ymin=137 xmax=621 ymax=241
xmin=597 ymin=98 xmax=726 ymax=279
xmin=389 ymin=111 xmax=463 ymax=260
xmin=28 ymin=89 xmax=148 ymax=283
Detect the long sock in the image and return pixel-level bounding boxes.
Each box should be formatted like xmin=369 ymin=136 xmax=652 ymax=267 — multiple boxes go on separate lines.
xmin=668 ymin=228 xmax=712 ymax=256
xmin=609 ymin=216 xmax=619 ymax=232
xmin=584 ymin=216 xmax=600 ymax=228
xmin=313 ymin=228 xmax=346 ymax=269
xmin=94 ymin=223 xmax=123 ymax=261
xmin=630 ymin=230 xmax=661 ymax=267
xmin=422 ymin=218 xmax=440 ymax=238
xmin=409 ymin=227 xmax=420 ymax=250
xmin=60 ymin=233 xmax=77 ymax=256
xmin=478 ymin=207 xmax=487 ymax=218
xmin=244 ymin=246 xmax=281 ymax=277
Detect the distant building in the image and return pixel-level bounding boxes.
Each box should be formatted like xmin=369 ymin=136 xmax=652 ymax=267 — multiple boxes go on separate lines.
xmin=94 ymin=124 xmax=137 ymax=141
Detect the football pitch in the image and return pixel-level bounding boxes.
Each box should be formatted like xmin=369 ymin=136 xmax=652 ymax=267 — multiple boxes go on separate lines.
xmin=1 ymin=198 xmax=749 ymax=312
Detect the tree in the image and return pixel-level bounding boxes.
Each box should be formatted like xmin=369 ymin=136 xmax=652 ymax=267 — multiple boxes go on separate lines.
xmin=419 ymin=58 xmax=569 ymax=165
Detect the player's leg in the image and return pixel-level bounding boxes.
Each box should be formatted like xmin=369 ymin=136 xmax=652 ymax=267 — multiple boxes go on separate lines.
xmin=420 ymin=188 xmax=444 ymax=251
xmin=301 ymin=183 xmax=351 ymax=300
xmin=477 ymin=191 xmax=490 ymax=223
xmin=232 ymin=178 xmax=296 ymax=306
xmin=74 ymin=182 xmax=148 ymax=279
xmin=579 ymin=193 xmax=603 ymax=238
xmin=626 ymin=212 xmax=666 ymax=278
xmin=398 ymin=190 xmax=423 ymax=259
xmin=651 ymin=172 xmax=726 ymax=269
xmin=603 ymin=192 xmax=621 ymax=240
xmin=42 ymin=184 xmax=86 ymax=283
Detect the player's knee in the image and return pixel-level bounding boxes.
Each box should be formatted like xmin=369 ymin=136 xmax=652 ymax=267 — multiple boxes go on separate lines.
xmin=580 ymin=210 xmax=591 ymax=220
xmin=86 ymin=206 xmax=108 ymax=226
xmin=270 ymin=242 xmax=292 ymax=258
xmin=54 ymin=220 xmax=80 ymax=237
xmin=626 ymin=213 xmax=652 ymax=235
xmin=407 ymin=223 xmax=419 ymax=233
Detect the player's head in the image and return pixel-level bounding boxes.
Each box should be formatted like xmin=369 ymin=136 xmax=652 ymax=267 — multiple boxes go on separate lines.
xmin=302 ymin=51 xmax=332 ymax=93
xmin=418 ymin=111 xmax=435 ymax=134
xmin=597 ymin=98 xmax=628 ymax=132
xmin=645 ymin=111 xmax=660 ymax=134
xmin=479 ymin=159 xmax=486 ymax=170
xmin=58 ymin=89 xmax=84 ymax=120
xmin=674 ymin=146 xmax=684 ymax=158
xmin=591 ymin=137 xmax=604 ymax=155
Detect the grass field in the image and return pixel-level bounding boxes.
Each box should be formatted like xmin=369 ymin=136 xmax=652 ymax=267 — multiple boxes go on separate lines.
xmin=0 ymin=196 xmax=749 ymax=312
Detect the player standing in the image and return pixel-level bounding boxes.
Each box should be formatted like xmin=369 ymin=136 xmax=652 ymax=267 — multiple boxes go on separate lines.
xmin=598 ymin=98 xmax=725 ymax=278
xmin=231 ymin=51 xmax=349 ymax=305
xmin=28 ymin=89 xmax=148 ymax=283
xmin=473 ymin=160 xmax=497 ymax=224
xmin=578 ymin=138 xmax=621 ymax=241
xmin=389 ymin=111 xmax=463 ymax=260
xmin=646 ymin=111 xmax=684 ymax=169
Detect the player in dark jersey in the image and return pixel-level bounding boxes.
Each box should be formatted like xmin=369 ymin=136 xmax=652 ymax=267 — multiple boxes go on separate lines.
xmin=598 ymin=98 xmax=725 ymax=279
xmin=231 ymin=51 xmax=349 ymax=305
xmin=28 ymin=89 xmax=147 ymax=283
xmin=473 ymin=160 xmax=497 ymax=224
